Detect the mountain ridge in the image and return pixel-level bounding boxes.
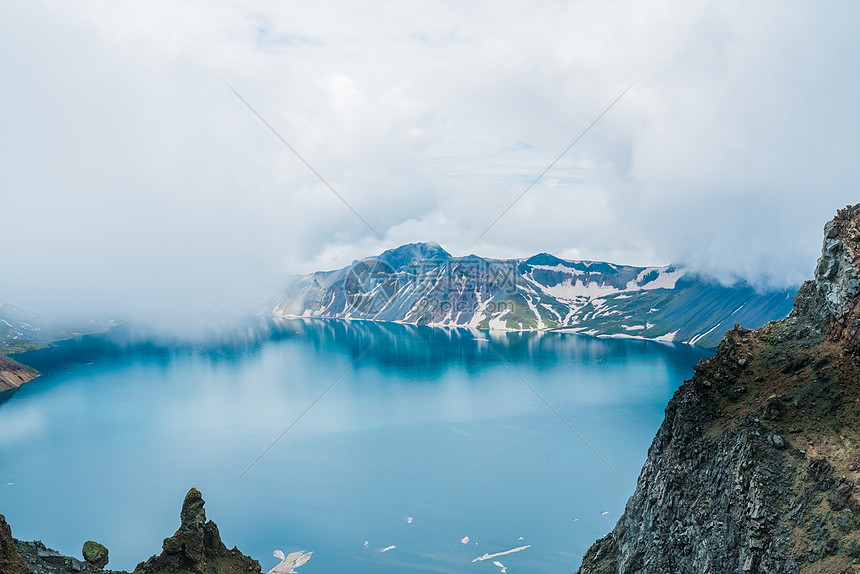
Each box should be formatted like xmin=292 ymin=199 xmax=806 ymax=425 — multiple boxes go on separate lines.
xmin=274 ymin=243 xmax=796 ymax=348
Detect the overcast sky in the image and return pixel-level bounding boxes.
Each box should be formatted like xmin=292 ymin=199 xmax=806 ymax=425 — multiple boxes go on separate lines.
xmin=3 ymin=0 xmax=859 ymax=322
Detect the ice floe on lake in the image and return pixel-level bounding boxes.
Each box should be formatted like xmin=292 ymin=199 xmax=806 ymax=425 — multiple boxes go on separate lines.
xmin=472 ymin=545 xmax=530 ymax=562
xmin=267 ymin=550 xmax=312 ymax=574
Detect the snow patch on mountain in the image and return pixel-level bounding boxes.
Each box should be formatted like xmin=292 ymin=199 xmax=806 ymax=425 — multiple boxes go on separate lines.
xmin=273 ymin=244 xmax=797 ymax=348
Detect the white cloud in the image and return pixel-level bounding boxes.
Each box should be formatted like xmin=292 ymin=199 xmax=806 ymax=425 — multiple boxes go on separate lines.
xmin=2 ymin=0 xmax=858 ymax=325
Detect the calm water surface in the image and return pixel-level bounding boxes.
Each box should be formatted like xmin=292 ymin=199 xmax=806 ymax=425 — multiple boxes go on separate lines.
xmin=0 ymin=319 xmax=708 ymax=573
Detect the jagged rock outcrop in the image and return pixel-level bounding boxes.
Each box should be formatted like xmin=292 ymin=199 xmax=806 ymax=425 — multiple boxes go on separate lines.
xmin=0 ymin=354 xmax=38 ymax=393
xmin=132 ymin=488 xmax=261 ymax=574
xmin=7 ymin=489 xmax=261 ymax=574
xmin=1 ymin=514 xmax=28 ymax=574
xmin=578 ymin=204 xmax=860 ymax=573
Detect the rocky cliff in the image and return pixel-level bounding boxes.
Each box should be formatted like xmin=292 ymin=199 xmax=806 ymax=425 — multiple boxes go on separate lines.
xmin=0 ymin=355 xmax=38 ymax=393
xmin=577 ymin=204 xmax=860 ymax=573
xmin=1 ymin=514 xmax=28 ymax=574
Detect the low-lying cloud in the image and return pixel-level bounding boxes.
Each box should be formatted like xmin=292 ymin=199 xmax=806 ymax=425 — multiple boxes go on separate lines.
xmin=2 ymin=0 xmax=859 ymax=328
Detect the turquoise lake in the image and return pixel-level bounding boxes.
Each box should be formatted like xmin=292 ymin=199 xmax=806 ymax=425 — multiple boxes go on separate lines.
xmin=0 ymin=319 xmax=708 ymax=573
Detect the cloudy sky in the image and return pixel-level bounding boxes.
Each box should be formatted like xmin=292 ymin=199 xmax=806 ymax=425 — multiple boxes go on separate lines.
xmin=2 ymin=0 xmax=859 ymax=321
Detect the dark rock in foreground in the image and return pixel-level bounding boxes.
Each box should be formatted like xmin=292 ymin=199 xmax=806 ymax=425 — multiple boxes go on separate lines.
xmin=82 ymin=541 xmax=109 ymax=569
xmin=578 ymin=204 xmax=860 ymax=573
xmin=6 ymin=488 xmax=262 ymax=574
xmin=1 ymin=514 xmax=28 ymax=574
xmin=14 ymin=539 xmax=117 ymax=574
xmin=132 ymin=488 xmax=261 ymax=574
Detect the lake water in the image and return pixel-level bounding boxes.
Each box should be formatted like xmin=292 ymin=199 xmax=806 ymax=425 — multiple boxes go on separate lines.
xmin=0 ymin=319 xmax=708 ymax=573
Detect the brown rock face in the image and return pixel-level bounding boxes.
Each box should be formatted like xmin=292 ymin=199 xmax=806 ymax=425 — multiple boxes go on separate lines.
xmin=132 ymin=488 xmax=261 ymax=574
xmin=0 ymin=513 xmax=29 ymax=574
xmin=577 ymin=204 xmax=860 ymax=573
xmin=0 ymin=354 xmax=38 ymax=393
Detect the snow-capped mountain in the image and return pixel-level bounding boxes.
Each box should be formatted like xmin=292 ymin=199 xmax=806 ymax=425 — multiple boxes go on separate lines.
xmin=273 ymin=243 xmax=797 ymax=348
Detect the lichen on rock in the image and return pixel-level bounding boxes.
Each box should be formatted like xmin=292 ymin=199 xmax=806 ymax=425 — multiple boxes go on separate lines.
xmin=83 ymin=540 xmax=110 ymax=569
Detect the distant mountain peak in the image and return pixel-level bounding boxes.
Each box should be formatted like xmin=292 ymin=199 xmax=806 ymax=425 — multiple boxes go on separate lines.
xmin=524 ymin=253 xmax=569 ymax=266
xmin=376 ymin=242 xmax=452 ymax=269
xmin=275 ymin=243 xmax=797 ymax=348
